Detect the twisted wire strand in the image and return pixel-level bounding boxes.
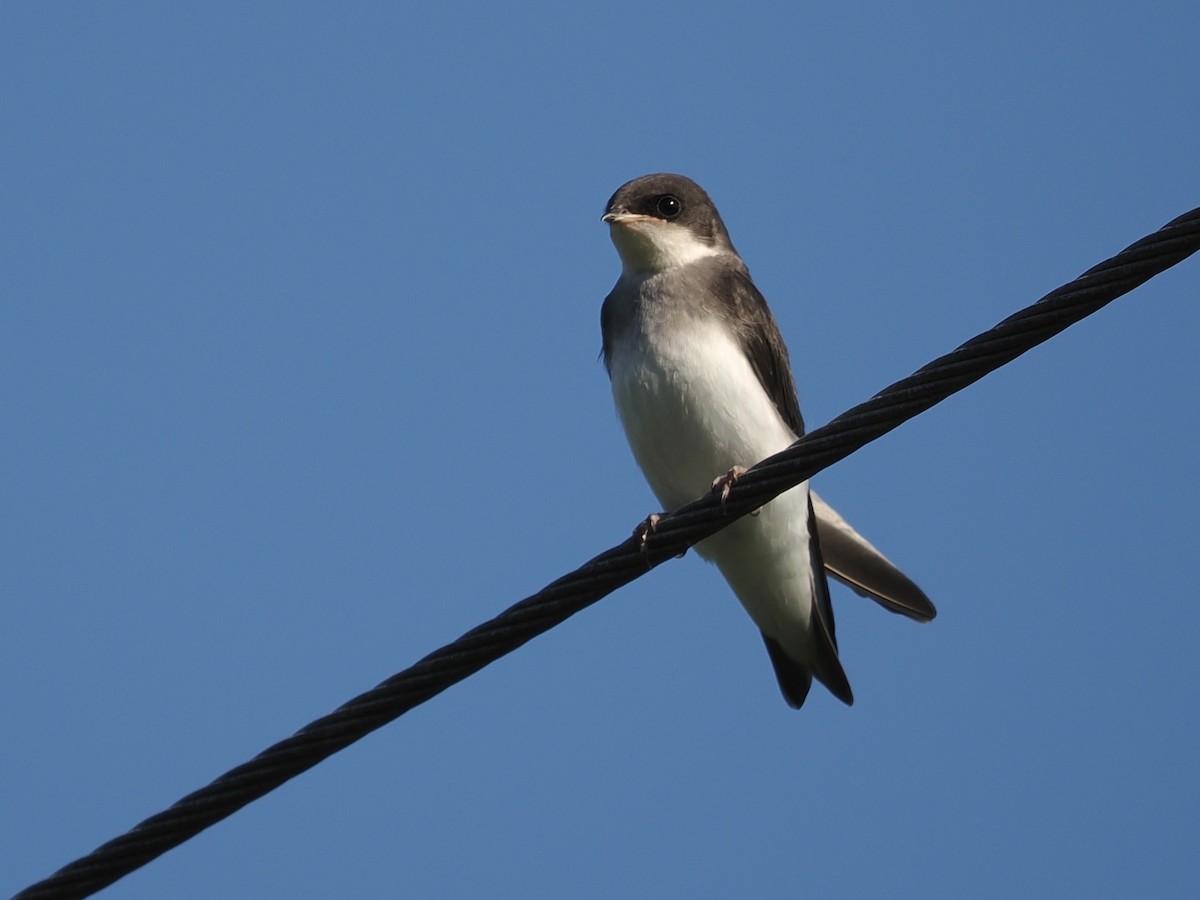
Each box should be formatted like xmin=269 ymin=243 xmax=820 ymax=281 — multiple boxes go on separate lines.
xmin=15 ymin=206 xmax=1200 ymax=900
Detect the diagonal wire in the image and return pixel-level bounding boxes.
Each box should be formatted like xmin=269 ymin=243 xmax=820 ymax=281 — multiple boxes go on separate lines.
xmin=15 ymin=206 xmax=1200 ymax=900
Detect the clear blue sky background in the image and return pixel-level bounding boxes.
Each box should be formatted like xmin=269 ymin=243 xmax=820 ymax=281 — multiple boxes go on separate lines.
xmin=4 ymin=3 xmax=1198 ymax=898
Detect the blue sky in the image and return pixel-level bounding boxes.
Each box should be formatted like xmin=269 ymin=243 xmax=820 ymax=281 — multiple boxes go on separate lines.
xmin=4 ymin=3 xmax=1198 ymax=897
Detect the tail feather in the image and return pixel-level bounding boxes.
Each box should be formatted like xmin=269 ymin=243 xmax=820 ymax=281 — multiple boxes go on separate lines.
xmin=761 ymin=634 xmax=854 ymax=709
xmin=761 ymin=635 xmax=813 ymax=709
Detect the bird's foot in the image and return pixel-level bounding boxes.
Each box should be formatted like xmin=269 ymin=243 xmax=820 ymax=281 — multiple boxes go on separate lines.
xmin=711 ymin=466 xmax=761 ymax=515
xmin=633 ymin=513 xmax=661 ymax=552
xmin=633 ymin=513 xmax=687 ymax=559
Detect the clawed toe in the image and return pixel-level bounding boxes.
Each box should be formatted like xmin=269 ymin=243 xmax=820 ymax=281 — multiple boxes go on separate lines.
xmin=633 ymin=513 xmax=662 ymax=551
xmin=711 ymin=466 xmax=748 ymax=504
xmin=711 ymin=465 xmax=761 ymax=515
xmin=632 ymin=513 xmax=686 ymax=559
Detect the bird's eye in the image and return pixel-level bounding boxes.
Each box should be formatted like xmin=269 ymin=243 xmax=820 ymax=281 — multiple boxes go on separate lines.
xmin=655 ymin=195 xmax=682 ymax=219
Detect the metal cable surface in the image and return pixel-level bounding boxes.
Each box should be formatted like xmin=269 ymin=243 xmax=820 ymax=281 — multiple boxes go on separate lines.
xmin=15 ymin=206 xmax=1200 ymax=900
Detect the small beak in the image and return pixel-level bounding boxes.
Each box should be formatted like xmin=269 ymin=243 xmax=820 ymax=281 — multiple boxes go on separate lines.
xmin=601 ymin=208 xmax=642 ymax=225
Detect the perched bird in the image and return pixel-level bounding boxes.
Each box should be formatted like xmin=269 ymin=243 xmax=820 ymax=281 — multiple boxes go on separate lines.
xmin=600 ymin=173 xmax=935 ymax=708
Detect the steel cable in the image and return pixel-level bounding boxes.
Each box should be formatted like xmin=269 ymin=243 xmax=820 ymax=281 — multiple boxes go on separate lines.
xmin=15 ymin=206 xmax=1200 ymax=900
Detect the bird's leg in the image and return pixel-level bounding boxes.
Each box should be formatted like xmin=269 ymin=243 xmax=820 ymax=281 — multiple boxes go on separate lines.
xmin=633 ymin=513 xmax=687 ymax=559
xmin=711 ymin=465 xmax=761 ymax=515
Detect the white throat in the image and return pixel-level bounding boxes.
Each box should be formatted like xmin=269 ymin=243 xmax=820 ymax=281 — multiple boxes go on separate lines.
xmin=608 ymin=218 xmax=723 ymax=277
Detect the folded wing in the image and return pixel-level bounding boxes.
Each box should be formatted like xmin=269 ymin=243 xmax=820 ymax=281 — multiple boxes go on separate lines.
xmin=811 ymin=490 xmax=936 ymax=622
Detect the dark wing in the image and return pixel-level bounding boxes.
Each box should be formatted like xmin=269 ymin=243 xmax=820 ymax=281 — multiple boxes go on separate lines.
xmin=760 ymin=496 xmax=854 ymax=709
xmin=811 ymin=491 xmax=937 ymax=622
xmin=714 ymin=267 xmax=937 ymax=625
xmin=600 ymin=286 xmax=621 ymax=372
xmin=714 ymin=265 xmax=806 ymax=437
xmin=803 ymin=494 xmax=855 ymax=705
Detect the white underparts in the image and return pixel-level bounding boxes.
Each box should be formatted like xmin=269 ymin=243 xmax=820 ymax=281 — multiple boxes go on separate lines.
xmin=608 ymin=313 xmax=818 ymax=651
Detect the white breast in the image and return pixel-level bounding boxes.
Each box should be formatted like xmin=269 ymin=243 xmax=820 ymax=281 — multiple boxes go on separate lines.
xmin=609 ymin=313 xmax=798 ymax=511
xmin=609 ymin=311 xmax=818 ymax=644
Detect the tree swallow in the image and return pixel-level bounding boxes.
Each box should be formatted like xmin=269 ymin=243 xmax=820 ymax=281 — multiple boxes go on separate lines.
xmin=600 ymin=173 xmax=935 ymax=709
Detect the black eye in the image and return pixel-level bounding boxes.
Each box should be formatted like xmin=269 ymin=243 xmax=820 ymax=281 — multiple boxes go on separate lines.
xmin=655 ymin=195 xmax=682 ymax=219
